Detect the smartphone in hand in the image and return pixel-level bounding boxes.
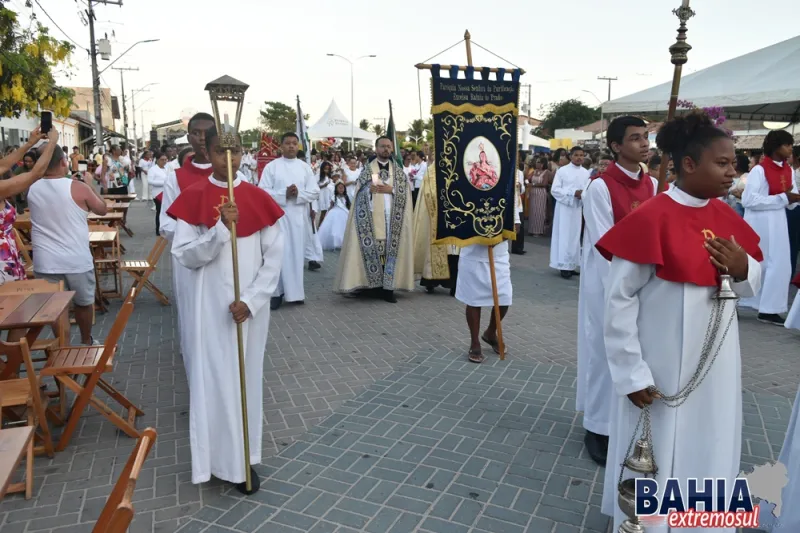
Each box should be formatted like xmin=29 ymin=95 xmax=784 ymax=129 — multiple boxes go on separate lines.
xmin=41 ymin=110 xmax=53 ymax=134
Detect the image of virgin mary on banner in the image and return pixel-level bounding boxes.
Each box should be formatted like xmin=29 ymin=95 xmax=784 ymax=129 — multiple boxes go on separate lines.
xmin=430 ymin=65 xmax=521 ymax=246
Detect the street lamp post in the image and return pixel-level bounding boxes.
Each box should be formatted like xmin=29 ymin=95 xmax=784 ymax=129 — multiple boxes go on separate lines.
xmin=326 ymin=53 xmax=376 ymax=150
xmin=131 ymin=83 xmax=159 ymax=152
xmin=582 ymin=89 xmax=605 ymax=142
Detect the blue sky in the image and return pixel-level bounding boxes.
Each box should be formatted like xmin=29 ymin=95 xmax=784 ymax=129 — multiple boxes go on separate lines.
xmin=13 ymin=0 xmax=799 ymax=132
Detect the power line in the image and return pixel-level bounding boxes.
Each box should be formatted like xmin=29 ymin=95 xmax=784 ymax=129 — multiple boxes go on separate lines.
xmin=33 ymin=0 xmax=88 ymax=52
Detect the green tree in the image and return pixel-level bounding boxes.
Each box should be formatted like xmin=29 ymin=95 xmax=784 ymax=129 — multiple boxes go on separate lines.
xmin=258 ymin=101 xmax=309 ymax=137
xmin=359 ymin=119 xmax=370 ymax=130
xmin=372 ymin=123 xmax=384 ymax=136
xmin=240 ymin=128 xmax=261 ymax=148
xmin=0 ymin=1 xmax=74 ymax=118
xmin=534 ymin=99 xmax=600 ymax=139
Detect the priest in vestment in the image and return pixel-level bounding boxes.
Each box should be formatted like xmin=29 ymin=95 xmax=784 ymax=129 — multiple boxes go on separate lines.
xmin=159 ymin=112 xmax=216 ymax=376
xmin=599 ymin=114 xmax=763 ymax=533
xmin=549 ymin=146 xmax=590 ymax=278
xmin=259 ymin=133 xmax=319 ymax=310
xmin=167 ymin=129 xmax=284 ymax=490
xmin=577 ymin=116 xmax=656 ymax=467
xmin=413 ymin=161 xmax=459 ymax=295
xmin=740 ymin=131 xmax=800 ymax=325
xmin=333 ymin=137 xmax=414 ymax=302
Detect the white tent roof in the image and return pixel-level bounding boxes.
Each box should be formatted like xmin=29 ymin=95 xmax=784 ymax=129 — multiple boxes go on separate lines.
xmin=308 ymin=100 xmax=377 ymax=141
xmin=603 ymin=35 xmax=800 ymax=121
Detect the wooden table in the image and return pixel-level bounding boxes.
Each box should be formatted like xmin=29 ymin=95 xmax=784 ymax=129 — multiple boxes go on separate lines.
xmin=89 ymin=230 xmax=119 ymax=245
xmin=102 ymin=194 xmax=137 ymax=201
xmin=88 ymin=212 xmax=124 ymax=224
xmin=0 ymin=292 xmax=74 ymax=379
xmin=0 ymin=427 xmax=34 ymax=499
xmin=106 ymin=202 xmax=131 ymax=211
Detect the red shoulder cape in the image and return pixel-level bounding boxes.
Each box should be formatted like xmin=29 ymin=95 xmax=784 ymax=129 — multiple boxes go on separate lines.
xmin=761 ymin=157 xmax=793 ymax=196
xmin=175 ymin=155 xmax=213 ymax=192
xmin=595 ymin=192 xmax=763 ymax=287
xmin=597 ymin=163 xmax=656 ymax=223
xmin=166 ymin=177 xmax=284 ymax=238
xmin=792 ymin=272 xmax=800 ymax=289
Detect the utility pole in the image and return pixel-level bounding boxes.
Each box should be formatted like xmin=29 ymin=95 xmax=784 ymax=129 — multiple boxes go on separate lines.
xmin=597 ymin=76 xmax=617 ymax=102
xmin=87 ymin=0 xmax=123 ymax=152
xmin=112 ymin=66 xmax=138 ymax=149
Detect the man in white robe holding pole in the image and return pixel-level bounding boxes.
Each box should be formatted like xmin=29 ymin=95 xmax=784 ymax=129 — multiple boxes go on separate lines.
xmin=259 ymin=132 xmax=319 ymax=310
xmin=168 ymin=128 xmax=284 ymax=491
xmin=576 ymin=116 xmax=656 ymax=467
xmin=549 ymin=146 xmax=590 ymax=279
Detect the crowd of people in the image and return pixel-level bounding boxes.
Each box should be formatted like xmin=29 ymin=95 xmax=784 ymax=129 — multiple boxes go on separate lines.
xmin=2 ymin=108 xmax=799 ymax=530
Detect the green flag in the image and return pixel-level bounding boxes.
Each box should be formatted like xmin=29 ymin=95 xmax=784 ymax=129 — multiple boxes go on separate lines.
xmin=387 ymin=100 xmax=403 ymax=167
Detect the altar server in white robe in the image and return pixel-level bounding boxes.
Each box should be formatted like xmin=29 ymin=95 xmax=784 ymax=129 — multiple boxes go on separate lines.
xmin=259 ymin=132 xmax=319 ymax=310
xmin=770 ymin=384 xmax=800 ymax=531
xmin=577 ymin=116 xmax=657 ymax=467
xmin=550 ymin=146 xmax=590 ymax=278
xmin=598 ymin=112 xmax=763 ymax=533
xmin=159 ymin=113 xmax=216 ymax=373
xmin=740 ymin=130 xmax=800 ymax=326
xmin=455 ymin=199 xmax=520 ymax=364
xmin=167 ymin=129 xmax=285 ymax=492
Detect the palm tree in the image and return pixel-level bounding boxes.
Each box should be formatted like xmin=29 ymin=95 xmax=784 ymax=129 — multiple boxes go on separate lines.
xmin=373 ymin=124 xmax=384 ymax=136
xmin=359 ymin=119 xmax=370 ymax=131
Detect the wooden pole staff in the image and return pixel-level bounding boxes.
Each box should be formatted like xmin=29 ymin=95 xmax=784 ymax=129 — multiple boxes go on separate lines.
xmin=656 ymin=1 xmax=695 ymax=193
xmin=463 ymin=30 xmax=506 ymax=361
xmin=225 ymin=148 xmax=253 ymax=492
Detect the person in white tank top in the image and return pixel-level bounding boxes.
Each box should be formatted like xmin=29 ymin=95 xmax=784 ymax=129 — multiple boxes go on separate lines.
xmin=28 ymin=143 xmax=108 ymax=345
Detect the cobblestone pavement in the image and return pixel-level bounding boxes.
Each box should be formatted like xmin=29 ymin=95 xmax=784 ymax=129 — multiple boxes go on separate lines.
xmin=0 ymin=202 xmax=797 ymax=533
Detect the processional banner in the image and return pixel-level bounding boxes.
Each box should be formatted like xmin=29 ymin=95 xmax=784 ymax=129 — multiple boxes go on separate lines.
xmin=256 ymin=133 xmax=280 ymax=183
xmin=430 ymin=65 xmax=521 ymax=246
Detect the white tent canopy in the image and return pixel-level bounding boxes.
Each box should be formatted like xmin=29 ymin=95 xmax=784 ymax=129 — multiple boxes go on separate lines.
xmin=308 ymin=100 xmax=376 ymax=141
xmin=603 ymin=35 xmax=800 ymax=122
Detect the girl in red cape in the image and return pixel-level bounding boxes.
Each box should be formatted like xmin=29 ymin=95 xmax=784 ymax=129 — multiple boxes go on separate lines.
xmin=597 ymin=111 xmax=764 ymax=533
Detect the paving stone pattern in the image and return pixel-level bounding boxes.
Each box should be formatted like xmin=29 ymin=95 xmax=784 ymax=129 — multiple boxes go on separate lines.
xmin=0 ymin=203 xmax=797 ymax=533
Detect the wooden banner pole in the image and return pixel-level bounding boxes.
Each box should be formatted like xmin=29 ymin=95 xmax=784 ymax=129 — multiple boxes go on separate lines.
xmin=462 ymin=30 xmax=506 ymax=361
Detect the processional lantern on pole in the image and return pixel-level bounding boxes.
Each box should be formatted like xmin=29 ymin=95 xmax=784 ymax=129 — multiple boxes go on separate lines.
xmin=204 ymin=75 xmax=259 ymax=495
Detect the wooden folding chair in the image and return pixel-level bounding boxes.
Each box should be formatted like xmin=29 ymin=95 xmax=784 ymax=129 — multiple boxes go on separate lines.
xmin=92 ymin=427 xmax=156 ymax=532
xmin=0 ymin=339 xmax=55 ymax=498
xmin=0 ymin=279 xmax=68 ymax=362
xmin=12 ymin=228 xmax=34 ymax=280
xmin=121 ymin=237 xmax=169 ymax=305
xmin=40 ymin=295 xmax=143 ymax=451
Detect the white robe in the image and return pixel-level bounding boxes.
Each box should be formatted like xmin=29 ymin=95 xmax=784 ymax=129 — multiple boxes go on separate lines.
xmin=787 ymin=292 xmax=800 ymax=330
xmin=455 ymin=209 xmax=520 ymax=308
xmin=550 ymin=163 xmax=590 ymax=271
xmin=259 ymin=157 xmax=319 ymax=302
xmin=740 ymin=163 xmax=799 ymax=314
xmin=305 ymin=199 xmax=324 ymax=263
xmin=172 ymin=177 xmax=284 ymax=484
xmin=771 ymin=385 xmax=800 ymax=531
xmin=576 ymin=172 xmax=658 ymax=436
xmin=159 ymin=160 xmax=214 ymax=377
xmin=601 ymin=188 xmax=762 ymax=533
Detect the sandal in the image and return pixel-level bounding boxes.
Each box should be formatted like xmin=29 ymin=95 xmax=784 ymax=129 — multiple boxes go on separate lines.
xmin=468 ymin=349 xmax=484 ymax=364
xmin=481 ymin=334 xmax=501 ymax=354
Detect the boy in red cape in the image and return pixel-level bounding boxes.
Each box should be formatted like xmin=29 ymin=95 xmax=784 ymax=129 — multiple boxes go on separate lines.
xmin=740 ymin=130 xmax=800 ymax=326
xmin=576 ymin=116 xmax=657 ymax=467
xmin=596 ymin=111 xmax=764 ymax=533
xmin=167 ymin=128 xmax=284 ymax=493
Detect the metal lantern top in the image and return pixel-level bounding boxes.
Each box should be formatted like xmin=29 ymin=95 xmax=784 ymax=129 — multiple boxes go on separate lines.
xmin=205 ymin=75 xmax=249 ymax=148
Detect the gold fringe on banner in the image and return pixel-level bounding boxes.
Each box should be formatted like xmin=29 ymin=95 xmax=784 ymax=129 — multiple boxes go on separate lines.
xmin=430 ymin=102 xmax=518 ymax=116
